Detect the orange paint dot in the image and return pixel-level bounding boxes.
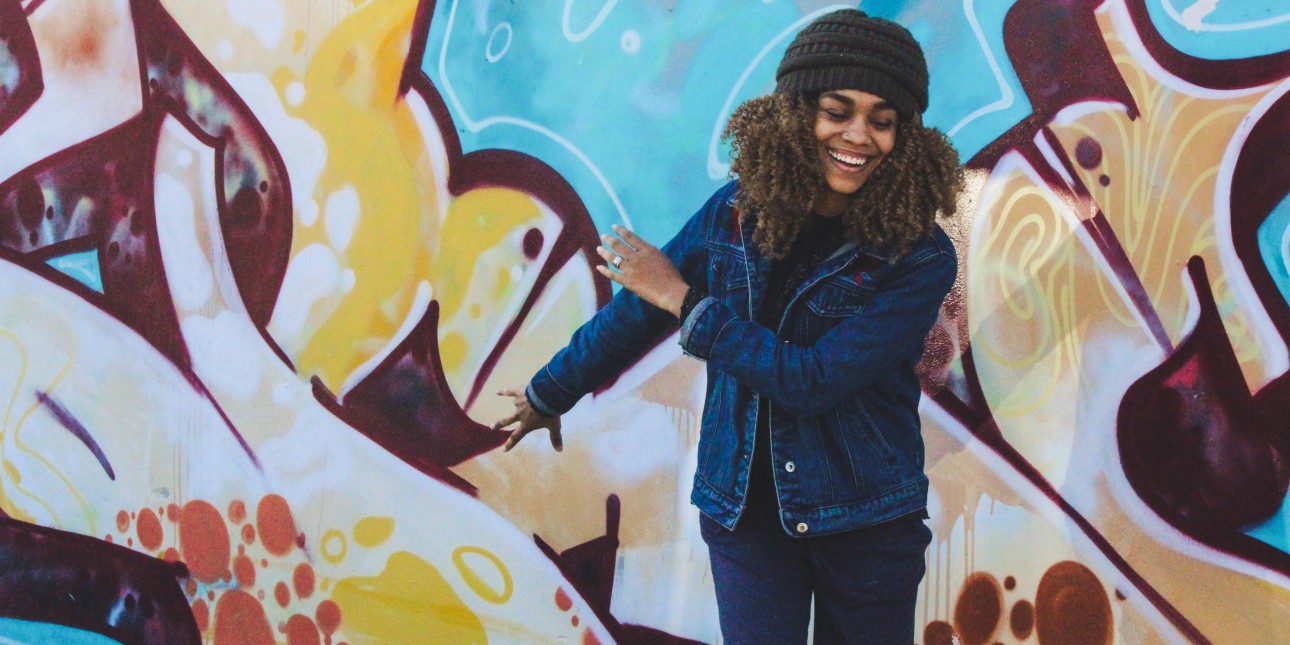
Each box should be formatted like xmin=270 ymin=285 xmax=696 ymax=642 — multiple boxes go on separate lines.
xmin=258 ymin=590 xmax=265 ymax=601
xmin=179 ymin=500 xmax=231 ymax=583
xmin=104 ymin=534 xmax=113 ymax=543
xmin=233 ymin=554 xmax=256 ymax=588
xmin=163 ymin=548 xmax=180 ymax=563
xmin=192 ymin=598 xmax=210 ymax=632
xmin=260 ymin=559 xmax=268 ymax=568
xmin=185 ymin=579 xmax=198 ymax=596
xmin=583 ymin=629 xmax=602 ymax=645
xmin=555 ymin=587 xmax=572 ymax=612
xmin=168 ymin=503 xmax=182 ymax=522
xmin=572 ymin=615 xmax=579 ymax=627
xmin=212 ymin=589 xmax=274 ymax=645
xmin=127 ymin=538 xmax=133 ymax=547
xmin=137 ymin=508 xmax=163 ymax=551
xmin=208 ymin=590 xmax=215 ymax=601
xmin=229 ymin=500 xmax=247 ymax=524
xmin=256 ymin=494 xmax=297 ymax=557
xmin=275 ymin=581 xmax=290 ymax=607
xmin=242 ymin=524 xmax=256 ymax=544
xmin=285 ymin=614 xmax=320 ymax=645
xmin=159 ymin=506 xmax=165 ymax=517
xmin=292 ymin=563 xmax=315 ymax=599
xmin=315 ymin=600 xmax=341 ymax=636
xmin=238 ymin=544 xmax=245 ymax=556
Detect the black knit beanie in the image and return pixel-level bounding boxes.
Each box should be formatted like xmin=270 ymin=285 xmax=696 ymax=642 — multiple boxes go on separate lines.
xmin=775 ymin=9 xmax=929 ymax=120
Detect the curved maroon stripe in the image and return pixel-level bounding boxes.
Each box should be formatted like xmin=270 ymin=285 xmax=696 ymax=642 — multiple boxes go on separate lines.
xmin=0 ymin=0 xmax=42 ymax=135
xmin=1229 ymin=91 xmax=1290 ymax=345
xmin=1123 ymin=0 xmax=1290 ymax=90
xmin=35 ymin=391 xmax=115 ymax=480
xmin=0 ymin=517 xmax=200 ymax=644
xmin=400 ymin=0 xmax=438 ymax=98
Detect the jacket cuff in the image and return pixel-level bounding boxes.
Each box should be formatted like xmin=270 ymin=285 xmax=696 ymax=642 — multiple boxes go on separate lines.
xmin=679 ymin=296 xmax=738 ymax=361
xmin=527 ymin=366 xmax=578 ymax=416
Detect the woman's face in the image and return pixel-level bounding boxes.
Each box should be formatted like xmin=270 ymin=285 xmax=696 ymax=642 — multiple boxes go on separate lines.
xmin=813 ymin=89 xmax=898 ymax=215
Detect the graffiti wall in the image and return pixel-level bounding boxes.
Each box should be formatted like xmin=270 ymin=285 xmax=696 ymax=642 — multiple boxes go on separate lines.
xmin=0 ymin=0 xmax=1287 ymax=642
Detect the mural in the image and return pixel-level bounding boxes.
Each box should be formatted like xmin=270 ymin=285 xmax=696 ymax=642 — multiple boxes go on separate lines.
xmin=0 ymin=0 xmax=1287 ymax=642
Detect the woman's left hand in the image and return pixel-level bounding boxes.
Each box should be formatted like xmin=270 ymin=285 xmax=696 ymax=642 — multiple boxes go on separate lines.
xmin=597 ymin=225 xmax=690 ymax=317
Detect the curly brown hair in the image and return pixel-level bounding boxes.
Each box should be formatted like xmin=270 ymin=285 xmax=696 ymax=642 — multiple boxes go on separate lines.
xmin=723 ymin=92 xmax=963 ymax=260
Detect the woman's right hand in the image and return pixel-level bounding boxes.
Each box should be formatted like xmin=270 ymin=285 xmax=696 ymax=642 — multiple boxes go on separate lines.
xmin=492 ymin=388 xmax=563 ymax=452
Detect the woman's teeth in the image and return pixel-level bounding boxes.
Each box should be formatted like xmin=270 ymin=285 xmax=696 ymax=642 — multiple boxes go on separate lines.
xmin=829 ymin=150 xmax=867 ymax=167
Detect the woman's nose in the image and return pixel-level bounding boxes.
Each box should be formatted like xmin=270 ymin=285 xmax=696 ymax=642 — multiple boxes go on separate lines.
xmin=842 ymin=119 xmax=868 ymax=143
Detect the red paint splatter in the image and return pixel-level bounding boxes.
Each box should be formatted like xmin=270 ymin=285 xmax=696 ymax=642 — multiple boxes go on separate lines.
xmin=213 ymin=589 xmax=274 ymax=645
xmin=256 ymin=495 xmax=297 ymax=556
xmin=315 ymin=600 xmax=341 ymax=636
xmin=285 ymin=614 xmax=321 ymax=645
xmin=555 ymin=587 xmax=572 ymax=612
xmin=954 ymin=572 xmax=1003 ymax=645
xmin=168 ymin=503 xmax=182 ymax=522
xmin=572 ymin=615 xmax=579 ymax=627
xmin=184 ymin=579 xmax=198 ymax=596
xmin=116 ymin=510 xmax=130 ymax=533
xmin=293 ymin=563 xmax=315 ymax=599
xmin=582 ymin=629 xmax=602 ymax=645
xmin=274 ymin=581 xmax=290 ymax=607
xmin=104 ymin=534 xmax=113 ymax=543
xmin=229 ymin=500 xmax=247 ymax=524
xmin=192 ymin=598 xmax=210 ymax=632
xmin=924 ymin=621 xmax=956 ymax=645
xmin=179 ymin=500 xmax=230 ymax=583
xmin=242 ymin=524 xmax=256 ymax=544
xmin=137 ymin=508 xmax=163 ymax=551
xmin=163 ymin=548 xmax=180 ymax=563
xmin=233 ymin=554 xmax=256 ymax=588
xmin=260 ymin=558 xmax=268 ymax=568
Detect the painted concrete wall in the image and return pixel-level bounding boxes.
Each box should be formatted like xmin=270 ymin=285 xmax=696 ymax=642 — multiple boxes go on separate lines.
xmin=0 ymin=0 xmax=1288 ymax=643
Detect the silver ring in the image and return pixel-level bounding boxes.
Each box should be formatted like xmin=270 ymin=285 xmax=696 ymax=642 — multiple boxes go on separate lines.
xmin=612 ymin=256 xmax=623 ymax=268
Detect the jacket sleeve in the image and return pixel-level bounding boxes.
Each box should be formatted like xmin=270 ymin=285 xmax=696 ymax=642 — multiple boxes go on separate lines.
xmin=678 ymin=242 xmax=955 ymax=418
xmin=526 ymin=182 xmax=734 ymax=416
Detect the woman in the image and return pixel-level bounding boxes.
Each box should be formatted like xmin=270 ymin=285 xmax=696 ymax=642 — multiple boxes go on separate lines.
xmin=494 ymin=9 xmax=962 ymax=643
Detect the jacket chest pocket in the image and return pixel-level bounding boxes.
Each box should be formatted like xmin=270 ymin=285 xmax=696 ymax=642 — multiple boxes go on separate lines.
xmin=706 ymin=244 xmax=750 ymax=303
xmin=804 ymin=275 xmax=872 ymax=318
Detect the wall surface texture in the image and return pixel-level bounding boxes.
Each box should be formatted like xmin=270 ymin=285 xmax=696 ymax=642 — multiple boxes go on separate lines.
xmin=1 ymin=0 xmax=1289 ymax=643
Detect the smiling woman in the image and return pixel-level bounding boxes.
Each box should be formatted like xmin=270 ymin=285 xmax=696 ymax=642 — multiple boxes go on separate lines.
xmin=494 ymin=8 xmax=963 ymax=643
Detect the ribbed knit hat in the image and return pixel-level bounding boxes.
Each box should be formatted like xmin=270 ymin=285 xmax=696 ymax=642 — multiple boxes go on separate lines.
xmin=775 ymin=9 xmax=929 ymax=119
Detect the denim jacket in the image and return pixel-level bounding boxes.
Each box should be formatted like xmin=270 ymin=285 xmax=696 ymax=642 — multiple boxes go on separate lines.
xmin=528 ymin=180 xmax=957 ymax=536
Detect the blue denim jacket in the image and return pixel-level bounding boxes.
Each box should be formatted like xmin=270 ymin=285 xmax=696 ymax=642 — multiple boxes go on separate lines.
xmin=528 ymin=180 xmax=956 ymax=536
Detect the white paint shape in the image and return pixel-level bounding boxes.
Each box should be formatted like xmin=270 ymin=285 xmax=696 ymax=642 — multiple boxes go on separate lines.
xmin=486 ymin=22 xmax=513 ymax=63
xmin=182 ymin=311 xmax=263 ymax=400
xmin=621 ymin=29 xmax=640 ymax=55
xmin=1182 ymin=0 xmax=1220 ymax=32
xmin=562 ymin=0 xmax=619 ymax=42
xmin=227 ymin=0 xmax=286 ymax=49
xmin=301 ymin=199 xmax=320 ymax=227
xmin=324 ymin=185 xmax=360 ymax=252
xmin=0 ymin=0 xmax=143 ymax=183
xmin=217 ymin=40 xmax=235 ymax=60
xmin=286 ymin=81 xmax=306 ymax=106
xmin=269 ymin=243 xmax=340 ymax=343
xmin=154 ymin=173 xmax=214 ymax=312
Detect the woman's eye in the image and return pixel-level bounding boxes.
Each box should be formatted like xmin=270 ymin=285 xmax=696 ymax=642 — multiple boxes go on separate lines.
xmin=822 ymin=109 xmax=848 ymax=120
xmin=871 ymin=120 xmax=894 ymax=131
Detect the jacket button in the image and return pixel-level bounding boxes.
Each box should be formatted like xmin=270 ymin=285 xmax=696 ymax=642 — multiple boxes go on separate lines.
xmin=785 ymin=462 xmax=796 ymax=473
xmin=796 ymin=522 xmax=809 ymax=534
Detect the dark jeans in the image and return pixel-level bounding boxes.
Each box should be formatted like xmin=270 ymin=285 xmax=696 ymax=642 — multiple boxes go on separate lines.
xmin=700 ymin=512 xmax=931 ymax=644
